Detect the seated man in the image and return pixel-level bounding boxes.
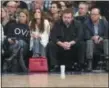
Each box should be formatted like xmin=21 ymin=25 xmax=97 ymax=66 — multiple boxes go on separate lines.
xmin=48 ymin=8 xmax=84 ymax=71
xmin=84 ymin=8 xmax=109 ymax=71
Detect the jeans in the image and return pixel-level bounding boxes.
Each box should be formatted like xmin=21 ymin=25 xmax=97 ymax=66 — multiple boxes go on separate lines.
xmin=32 ymin=38 xmax=46 ymax=56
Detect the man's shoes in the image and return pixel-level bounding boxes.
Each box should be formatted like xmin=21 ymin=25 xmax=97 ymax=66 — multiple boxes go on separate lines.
xmin=50 ymin=65 xmax=59 ymax=72
xmin=85 ymin=67 xmax=92 ymax=72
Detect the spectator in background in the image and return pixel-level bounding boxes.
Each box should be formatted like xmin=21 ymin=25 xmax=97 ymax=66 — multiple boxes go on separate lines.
xmin=86 ymin=1 xmax=96 ymax=11
xmin=6 ymin=1 xmax=17 ymax=19
xmin=95 ymin=1 xmax=109 ymax=23
xmin=0 ymin=7 xmax=5 ymax=73
xmin=1 ymin=7 xmax=9 ymax=72
xmin=29 ymin=0 xmax=49 ymax=21
xmin=59 ymin=1 xmax=67 ymax=11
xmin=74 ymin=2 xmax=91 ymax=71
xmin=31 ymin=0 xmax=44 ymax=12
xmin=1 ymin=7 xmax=9 ymax=28
xmin=0 ymin=7 xmax=5 ymax=49
xmin=74 ymin=2 xmax=89 ymax=17
xmin=84 ymin=8 xmax=109 ymax=71
xmin=47 ymin=1 xmax=61 ymax=29
xmin=2 ymin=2 xmax=18 ymax=54
xmin=15 ymin=0 xmax=28 ymax=10
xmin=3 ymin=9 xmax=30 ymax=73
xmin=15 ymin=0 xmax=28 ymax=18
xmin=29 ymin=8 xmax=50 ymax=57
xmin=5 ymin=1 xmax=28 ymax=22
xmin=44 ymin=1 xmax=52 ymax=11
xmin=65 ymin=1 xmax=78 ymax=14
xmin=46 ymin=2 xmax=62 ymax=70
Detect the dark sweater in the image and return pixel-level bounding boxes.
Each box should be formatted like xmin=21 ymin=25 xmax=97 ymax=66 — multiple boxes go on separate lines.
xmin=75 ymin=15 xmax=89 ymax=41
xmin=50 ymin=19 xmax=83 ymax=44
xmin=3 ymin=20 xmax=16 ymax=36
xmin=7 ymin=23 xmax=30 ymax=43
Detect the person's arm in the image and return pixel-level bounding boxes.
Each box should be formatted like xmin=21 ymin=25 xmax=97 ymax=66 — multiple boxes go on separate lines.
xmin=102 ymin=19 xmax=108 ymax=39
xmin=50 ymin=22 xmax=60 ymax=44
xmin=57 ymin=41 xmax=64 ymax=47
xmin=7 ymin=23 xmax=15 ymax=40
xmin=69 ymin=41 xmax=76 ymax=46
xmin=24 ymin=26 xmax=30 ymax=44
xmin=1 ymin=25 xmax=4 ymax=42
xmin=72 ymin=21 xmax=83 ymax=43
xmin=96 ymin=19 xmax=109 ymax=43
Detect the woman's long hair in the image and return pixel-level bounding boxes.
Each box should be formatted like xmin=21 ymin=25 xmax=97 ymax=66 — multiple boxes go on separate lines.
xmin=30 ymin=9 xmax=45 ymax=33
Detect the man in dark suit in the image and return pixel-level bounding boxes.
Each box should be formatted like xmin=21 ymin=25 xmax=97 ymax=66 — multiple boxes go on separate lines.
xmin=84 ymin=8 xmax=109 ymax=71
xmin=48 ymin=8 xmax=84 ymax=71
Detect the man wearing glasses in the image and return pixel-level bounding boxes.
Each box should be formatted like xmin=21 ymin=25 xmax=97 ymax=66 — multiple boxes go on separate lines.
xmin=84 ymin=8 xmax=109 ymax=71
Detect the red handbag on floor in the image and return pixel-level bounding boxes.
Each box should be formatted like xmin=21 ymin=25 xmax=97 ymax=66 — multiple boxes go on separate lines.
xmin=29 ymin=56 xmax=48 ymax=72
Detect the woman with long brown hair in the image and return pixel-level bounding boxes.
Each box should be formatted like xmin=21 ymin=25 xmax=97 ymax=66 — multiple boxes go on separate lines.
xmin=29 ymin=8 xmax=50 ymax=57
xmin=46 ymin=1 xmax=61 ymax=29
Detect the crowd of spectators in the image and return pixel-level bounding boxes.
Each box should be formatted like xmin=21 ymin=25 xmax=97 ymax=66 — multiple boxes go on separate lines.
xmin=0 ymin=0 xmax=109 ymax=73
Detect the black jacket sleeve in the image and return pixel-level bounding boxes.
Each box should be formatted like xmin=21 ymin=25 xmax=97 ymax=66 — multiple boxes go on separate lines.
xmin=101 ymin=19 xmax=109 ymax=39
xmin=50 ymin=22 xmax=61 ymax=44
xmin=73 ymin=20 xmax=83 ymax=43
xmin=24 ymin=26 xmax=30 ymax=44
xmin=7 ymin=23 xmax=16 ymax=38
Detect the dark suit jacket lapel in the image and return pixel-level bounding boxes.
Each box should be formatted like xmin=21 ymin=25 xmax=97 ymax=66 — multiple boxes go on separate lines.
xmin=87 ymin=20 xmax=94 ymax=35
xmin=98 ymin=20 xmax=102 ymax=36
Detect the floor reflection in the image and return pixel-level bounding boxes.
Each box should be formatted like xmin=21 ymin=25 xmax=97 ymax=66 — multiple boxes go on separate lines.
xmin=28 ymin=73 xmax=48 ymax=87
xmin=1 ymin=72 xmax=108 ymax=87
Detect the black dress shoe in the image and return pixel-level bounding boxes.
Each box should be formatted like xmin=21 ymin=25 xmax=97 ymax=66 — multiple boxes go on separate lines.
xmin=79 ymin=63 xmax=88 ymax=72
xmin=85 ymin=68 xmax=92 ymax=72
xmin=50 ymin=65 xmax=59 ymax=72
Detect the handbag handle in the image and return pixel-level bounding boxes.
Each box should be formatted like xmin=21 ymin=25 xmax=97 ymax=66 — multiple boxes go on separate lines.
xmin=32 ymin=53 xmax=45 ymax=58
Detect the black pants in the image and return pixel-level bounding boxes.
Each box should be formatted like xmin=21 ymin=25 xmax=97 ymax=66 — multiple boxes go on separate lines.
xmin=47 ymin=41 xmax=58 ymax=67
xmin=3 ymin=40 xmax=29 ymax=73
xmin=47 ymin=41 xmax=85 ymax=67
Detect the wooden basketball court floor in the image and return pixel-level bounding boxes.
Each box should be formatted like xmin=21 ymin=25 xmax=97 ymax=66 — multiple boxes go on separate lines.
xmin=1 ymin=72 xmax=108 ymax=87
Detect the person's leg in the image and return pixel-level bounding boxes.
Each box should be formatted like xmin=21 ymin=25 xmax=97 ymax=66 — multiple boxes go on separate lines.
xmin=103 ymin=39 xmax=109 ymax=71
xmin=47 ymin=41 xmax=58 ymax=67
xmin=18 ymin=40 xmax=28 ymax=72
xmin=76 ymin=41 xmax=86 ymax=71
xmin=63 ymin=49 xmax=73 ymax=71
xmin=86 ymin=40 xmax=94 ymax=71
xmin=8 ymin=42 xmax=20 ymax=60
xmin=32 ymin=38 xmax=41 ymax=57
xmin=103 ymin=39 xmax=109 ymax=58
xmin=40 ymin=44 xmax=46 ymax=57
xmin=3 ymin=42 xmax=20 ymax=73
xmin=56 ymin=45 xmax=65 ymax=66
xmin=57 ymin=45 xmax=75 ymax=71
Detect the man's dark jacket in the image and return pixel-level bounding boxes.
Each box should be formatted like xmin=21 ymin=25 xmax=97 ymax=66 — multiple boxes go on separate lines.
xmin=50 ymin=19 xmax=83 ymax=44
xmin=84 ymin=18 xmax=109 ymax=40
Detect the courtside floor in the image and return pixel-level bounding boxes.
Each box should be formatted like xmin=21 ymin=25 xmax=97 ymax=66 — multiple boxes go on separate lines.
xmin=1 ymin=72 xmax=108 ymax=87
